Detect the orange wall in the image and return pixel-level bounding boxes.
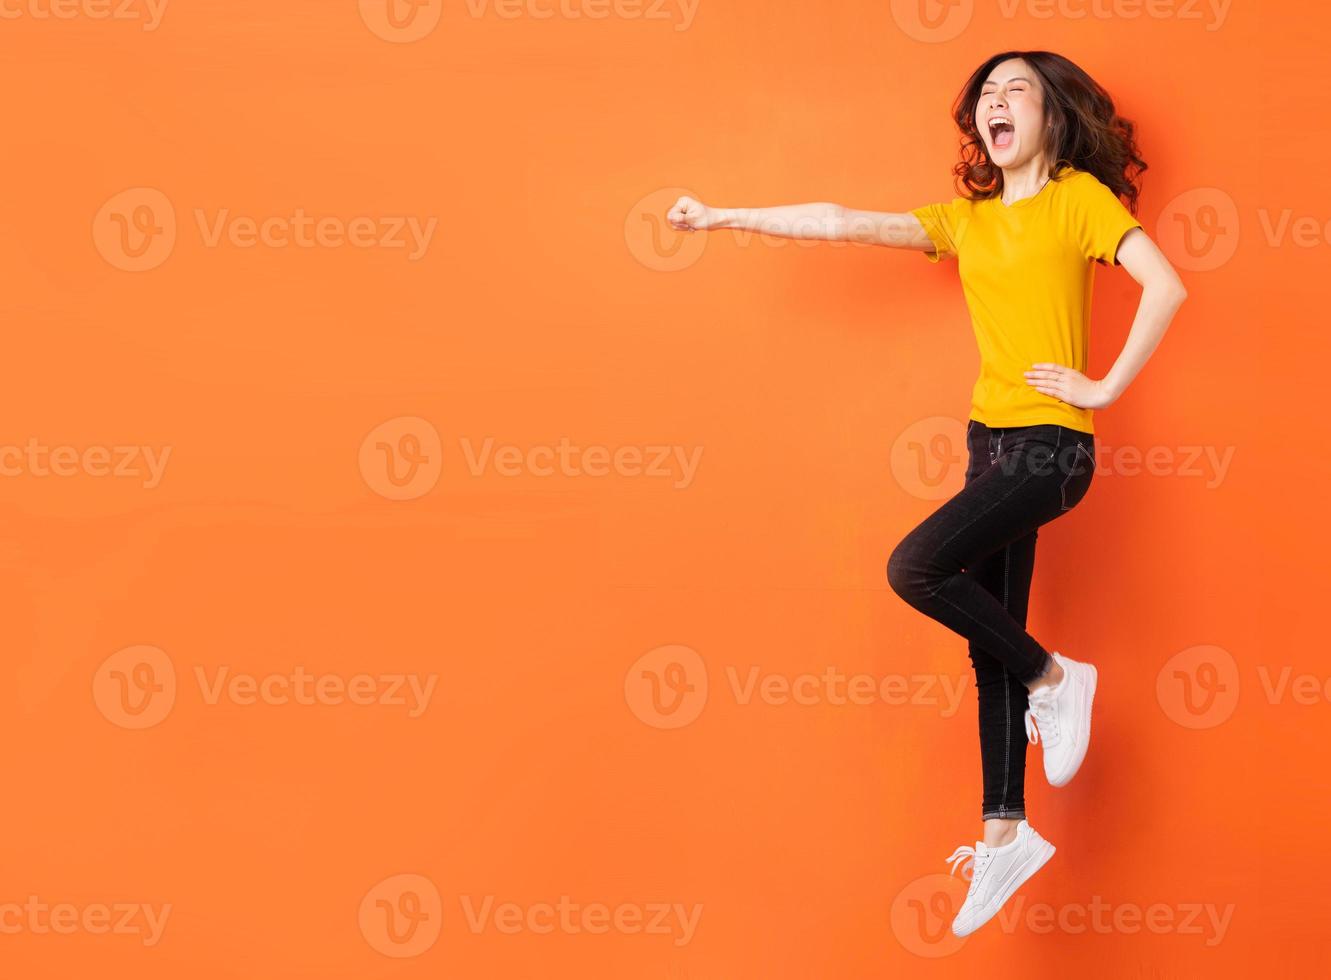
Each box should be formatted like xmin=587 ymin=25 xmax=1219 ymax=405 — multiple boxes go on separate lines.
xmin=1 ymin=1 xmax=1323 ymax=976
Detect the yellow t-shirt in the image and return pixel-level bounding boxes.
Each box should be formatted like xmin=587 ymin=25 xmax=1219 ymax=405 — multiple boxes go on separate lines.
xmin=909 ymin=164 xmax=1142 ymax=435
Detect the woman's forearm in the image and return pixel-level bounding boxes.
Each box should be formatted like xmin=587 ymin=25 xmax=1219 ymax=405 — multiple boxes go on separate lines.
xmin=712 ymin=202 xmax=847 ymax=241
xmin=668 ymin=195 xmax=929 ymax=249
xmin=1101 ymin=281 xmax=1188 ymax=403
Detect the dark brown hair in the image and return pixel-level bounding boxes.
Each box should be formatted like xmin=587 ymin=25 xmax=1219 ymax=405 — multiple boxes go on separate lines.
xmin=948 ymin=50 xmax=1146 ymax=214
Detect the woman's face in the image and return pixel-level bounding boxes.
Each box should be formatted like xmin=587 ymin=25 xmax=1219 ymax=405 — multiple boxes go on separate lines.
xmin=975 ymin=58 xmax=1048 ymax=170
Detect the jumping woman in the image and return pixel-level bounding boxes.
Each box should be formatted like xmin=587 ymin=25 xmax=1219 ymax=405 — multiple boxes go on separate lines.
xmin=666 ymin=50 xmax=1186 ymax=936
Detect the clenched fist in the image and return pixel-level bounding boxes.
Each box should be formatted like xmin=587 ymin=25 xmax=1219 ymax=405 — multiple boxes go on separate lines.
xmin=667 ymin=196 xmax=723 ymax=232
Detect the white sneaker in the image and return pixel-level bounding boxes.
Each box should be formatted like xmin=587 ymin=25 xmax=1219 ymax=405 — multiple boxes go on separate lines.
xmin=945 ymin=819 xmax=1056 ymax=937
xmin=1024 ymin=650 xmax=1097 ymax=787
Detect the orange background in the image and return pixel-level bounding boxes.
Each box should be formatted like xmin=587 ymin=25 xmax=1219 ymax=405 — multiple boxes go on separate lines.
xmin=1 ymin=0 xmax=1325 ymax=976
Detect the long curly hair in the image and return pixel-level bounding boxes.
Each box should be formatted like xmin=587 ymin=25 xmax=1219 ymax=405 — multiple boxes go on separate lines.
xmin=948 ymin=50 xmax=1147 ymax=214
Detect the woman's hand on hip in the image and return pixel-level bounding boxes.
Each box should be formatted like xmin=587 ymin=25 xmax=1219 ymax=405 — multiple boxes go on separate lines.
xmin=1024 ymin=363 xmax=1117 ymax=410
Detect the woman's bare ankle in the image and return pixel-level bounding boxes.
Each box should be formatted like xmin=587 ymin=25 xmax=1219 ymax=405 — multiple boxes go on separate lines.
xmin=1028 ymin=657 xmax=1064 ymax=693
xmin=982 ymin=818 xmax=1020 ymax=847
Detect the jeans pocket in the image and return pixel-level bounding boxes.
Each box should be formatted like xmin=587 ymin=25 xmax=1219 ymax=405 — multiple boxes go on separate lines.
xmin=1058 ymin=442 xmax=1095 ymax=512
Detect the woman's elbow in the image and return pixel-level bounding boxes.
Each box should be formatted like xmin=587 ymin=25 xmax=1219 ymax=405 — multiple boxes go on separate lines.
xmin=1153 ymin=275 xmax=1187 ymax=306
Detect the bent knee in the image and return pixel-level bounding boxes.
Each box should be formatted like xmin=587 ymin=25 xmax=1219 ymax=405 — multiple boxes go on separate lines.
xmin=887 ymin=544 xmax=925 ymax=600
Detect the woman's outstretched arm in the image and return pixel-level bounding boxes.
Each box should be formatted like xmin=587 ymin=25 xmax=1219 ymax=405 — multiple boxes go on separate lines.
xmin=666 ymin=195 xmax=936 ymax=251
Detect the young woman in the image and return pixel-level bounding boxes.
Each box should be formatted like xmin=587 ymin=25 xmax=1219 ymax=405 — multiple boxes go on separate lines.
xmin=666 ymin=50 xmax=1186 ymax=936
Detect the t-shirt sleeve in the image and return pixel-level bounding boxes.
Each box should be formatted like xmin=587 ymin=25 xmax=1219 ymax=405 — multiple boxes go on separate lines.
xmin=1070 ymin=173 xmax=1143 ymax=266
xmin=909 ymin=198 xmax=966 ymax=263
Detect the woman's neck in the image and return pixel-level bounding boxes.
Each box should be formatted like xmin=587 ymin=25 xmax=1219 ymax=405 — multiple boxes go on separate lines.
xmin=1000 ymin=159 xmax=1052 ymax=204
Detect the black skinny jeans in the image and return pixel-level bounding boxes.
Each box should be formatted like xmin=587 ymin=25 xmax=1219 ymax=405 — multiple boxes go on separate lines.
xmin=887 ymin=419 xmax=1096 ymax=821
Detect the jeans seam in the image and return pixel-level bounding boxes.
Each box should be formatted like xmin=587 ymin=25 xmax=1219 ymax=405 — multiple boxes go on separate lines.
xmin=999 ymin=543 xmax=1012 ymax=816
xmin=1059 ymin=441 xmax=1092 ymax=511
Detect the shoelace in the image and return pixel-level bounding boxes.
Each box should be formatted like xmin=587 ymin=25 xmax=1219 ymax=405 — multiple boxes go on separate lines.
xmin=945 ymin=844 xmax=991 ymax=884
xmin=1024 ymin=687 xmax=1060 ymax=746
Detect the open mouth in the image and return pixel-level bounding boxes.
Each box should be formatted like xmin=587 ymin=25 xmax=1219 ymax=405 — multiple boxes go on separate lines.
xmin=988 ymin=117 xmax=1015 ymax=149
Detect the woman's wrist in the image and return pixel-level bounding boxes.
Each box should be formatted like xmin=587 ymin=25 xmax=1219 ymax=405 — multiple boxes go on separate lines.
xmin=711 ymin=207 xmax=739 ymax=230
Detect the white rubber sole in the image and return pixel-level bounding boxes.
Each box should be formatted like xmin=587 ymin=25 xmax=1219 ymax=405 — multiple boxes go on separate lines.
xmin=1048 ymin=662 xmax=1097 ymax=787
xmin=951 ymin=837 xmax=1057 ymax=937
